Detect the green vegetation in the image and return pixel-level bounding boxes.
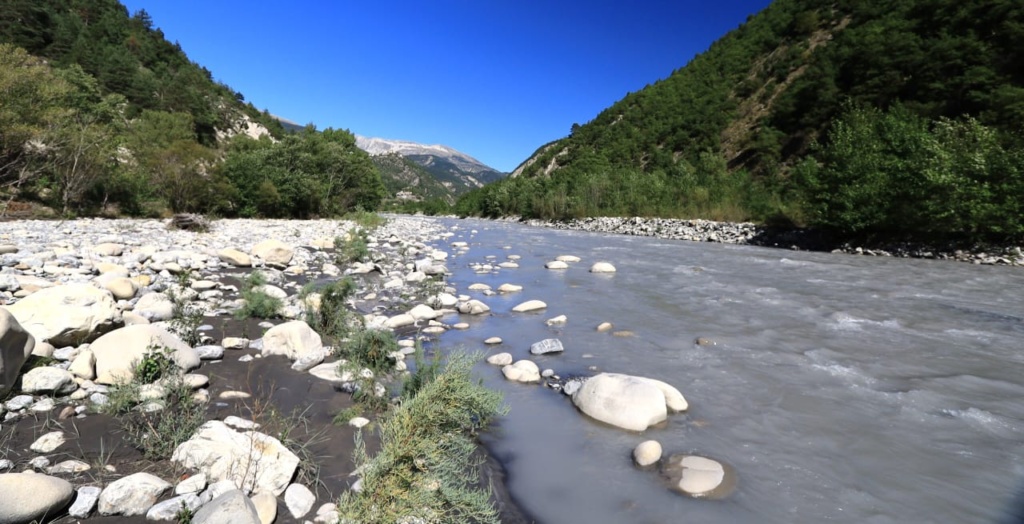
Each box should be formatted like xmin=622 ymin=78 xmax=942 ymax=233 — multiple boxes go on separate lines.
xmin=235 ymin=272 xmax=283 ymax=320
xmin=99 ymin=344 xmax=206 ymax=460
xmin=344 ymin=210 xmax=388 ymax=230
xmin=337 ymin=351 xmax=506 ymax=524
xmin=304 ymin=277 xmax=359 ymax=345
xmin=457 ymin=0 xmax=1024 ymax=243
xmin=0 ymin=2 xmax=387 ymax=218
xmin=335 ymin=229 xmax=371 ymax=265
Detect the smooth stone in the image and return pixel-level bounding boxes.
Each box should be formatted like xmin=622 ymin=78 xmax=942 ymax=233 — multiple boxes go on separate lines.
xmin=546 ymin=315 xmax=568 ymax=325
xmin=590 ymin=262 xmax=617 ymax=273
xmin=695 ymin=337 xmax=718 ymax=346
xmin=192 ymin=489 xmax=261 ymax=524
xmin=251 ymin=239 xmax=295 ymax=268
xmin=497 ymin=283 xmax=522 ymax=293
xmin=512 ymin=299 xmax=547 ymax=312
xmin=483 ymin=337 xmax=502 ymax=345
xmin=250 ymin=491 xmax=278 ymax=524
xmin=176 ymin=472 xmax=208 ymax=495
xmin=571 ymin=373 xmax=687 ymax=431
xmin=4 ymin=283 xmax=118 ymax=346
xmin=261 ymin=321 xmax=323 ymax=361
xmin=21 ymin=367 xmax=77 ymax=395
xmin=69 ymin=485 xmax=102 ymax=518
xmin=0 ymin=473 xmax=75 ymax=523
xmin=284 ymin=483 xmax=315 ymax=518
xmin=30 ymin=431 xmax=66 ymax=453
xmin=633 ymin=440 xmax=663 ymax=467
xmin=98 ymin=472 xmax=171 ymax=516
xmin=555 ymin=255 xmax=581 ymax=262
xmin=68 ymin=348 xmax=97 ymax=380
xmin=196 ymin=345 xmax=226 ymax=360
xmin=456 ymin=299 xmax=490 ymax=315
xmin=171 ymin=420 xmax=299 ymax=496
xmin=544 ymin=260 xmax=568 ymax=269
xmin=146 ymin=493 xmax=202 ymax=521
xmin=596 ymin=322 xmax=614 ymax=332
xmin=218 ymin=248 xmax=252 ymax=267
xmin=91 ymin=324 xmax=199 ymax=385
xmin=501 ymin=360 xmax=540 ymax=383
xmin=662 ymin=454 xmax=737 ymax=499
xmin=486 ymin=352 xmax=513 ymax=366
xmin=467 ymin=283 xmax=491 ymax=291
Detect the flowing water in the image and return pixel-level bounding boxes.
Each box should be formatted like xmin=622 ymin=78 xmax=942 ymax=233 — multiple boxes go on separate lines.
xmin=420 ymin=217 xmax=1024 ymax=524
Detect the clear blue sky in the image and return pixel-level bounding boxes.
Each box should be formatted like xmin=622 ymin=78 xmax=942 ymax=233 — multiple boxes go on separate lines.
xmin=119 ymin=0 xmax=772 ymax=172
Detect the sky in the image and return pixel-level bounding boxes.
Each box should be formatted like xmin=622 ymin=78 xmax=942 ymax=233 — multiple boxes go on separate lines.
xmin=119 ymin=0 xmax=773 ymax=172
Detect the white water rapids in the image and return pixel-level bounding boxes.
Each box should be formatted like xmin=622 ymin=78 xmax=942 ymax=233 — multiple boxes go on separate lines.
xmin=421 ymin=217 xmax=1024 ymax=524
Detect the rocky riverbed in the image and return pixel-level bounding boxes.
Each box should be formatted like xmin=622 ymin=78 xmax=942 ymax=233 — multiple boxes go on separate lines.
xmin=507 ymin=216 xmax=1024 ymax=266
xmin=0 ymin=216 xmax=549 ymax=523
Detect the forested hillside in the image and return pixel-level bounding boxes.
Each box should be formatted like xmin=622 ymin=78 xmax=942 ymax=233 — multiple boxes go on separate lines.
xmin=457 ymin=0 xmax=1024 ymax=242
xmin=0 ymin=0 xmax=385 ymax=217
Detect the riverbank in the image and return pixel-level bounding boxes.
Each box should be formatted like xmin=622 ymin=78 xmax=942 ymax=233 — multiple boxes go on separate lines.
xmin=500 ymin=215 xmax=1024 ymax=266
xmin=0 ymin=216 xmax=527 ymax=523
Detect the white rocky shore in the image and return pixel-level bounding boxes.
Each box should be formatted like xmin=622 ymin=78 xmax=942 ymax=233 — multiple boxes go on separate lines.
xmin=0 ymin=215 xmax=732 ymax=523
xmin=506 ymin=216 xmax=1024 ymax=266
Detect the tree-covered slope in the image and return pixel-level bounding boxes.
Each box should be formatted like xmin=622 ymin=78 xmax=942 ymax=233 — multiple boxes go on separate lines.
xmin=458 ymin=0 xmax=1024 ymax=241
xmin=371 ymin=153 xmax=456 ymax=204
xmin=0 ymin=0 xmax=386 ymax=218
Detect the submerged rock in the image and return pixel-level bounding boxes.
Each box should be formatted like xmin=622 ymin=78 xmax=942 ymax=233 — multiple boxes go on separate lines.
xmin=661 ymin=454 xmax=737 ymax=499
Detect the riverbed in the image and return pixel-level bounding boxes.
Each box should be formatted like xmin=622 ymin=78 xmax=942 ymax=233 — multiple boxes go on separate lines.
xmin=426 ymin=217 xmax=1024 ymax=524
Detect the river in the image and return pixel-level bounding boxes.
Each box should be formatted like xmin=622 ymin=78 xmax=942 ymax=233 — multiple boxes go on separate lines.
xmin=419 ymin=217 xmax=1024 ymax=524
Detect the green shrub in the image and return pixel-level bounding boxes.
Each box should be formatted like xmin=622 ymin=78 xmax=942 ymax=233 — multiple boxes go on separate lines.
xmin=344 ymin=210 xmax=387 ymax=230
xmin=336 ymin=351 xmax=506 ymax=523
xmin=304 ymin=277 xmax=358 ymax=343
xmin=342 ymin=328 xmax=398 ymax=376
xmin=335 ymin=228 xmax=370 ymax=264
xmin=235 ymin=271 xmax=282 ymax=319
xmin=121 ymin=374 xmax=206 ymax=460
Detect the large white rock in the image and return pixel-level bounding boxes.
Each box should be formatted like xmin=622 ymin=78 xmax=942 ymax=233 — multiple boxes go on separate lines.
xmin=0 ymin=309 xmax=35 ymax=397
xmin=192 ymin=489 xmax=261 ymax=524
xmin=171 ymin=420 xmax=300 ymax=496
xmin=571 ymin=373 xmax=687 ymax=431
xmin=133 ymin=292 xmax=175 ymax=322
xmin=486 ymin=352 xmax=513 ymax=366
xmin=408 ymin=304 xmax=440 ymax=321
xmin=501 ymin=360 xmax=540 ymax=383
xmin=512 ymin=300 xmax=547 ymax=312
xmin=261 ymin=321 xmax=323 ymax=361
xmin=590 ymin=262 xmax=617 ymax=273
xmin=384 ymin=313 xmax=416 ymax=329
xmin=251 ymin=240 xmax=294 ymax=268
xmin=98 ymin=472 xmax=171 ymax=516
xmin=4 ymin=283 xmax=119 ymax=346
xmin=91 ymin=324 xmax=200 ymax=385
xmin=529 ymin=338 xmax=564 ymax=355
xmin=457 ymin=299 xmax=490 ymax=315
xmin=497 ymin=283 xmax=523 ymax=293
xmin=545 ymin=260 xmax=568 ymax=270
xmin=0 ymin=473 xmax=74 ymax=523
xmin=218 ymin=248 xmax=252 ymax=267
xmin=21 ymin=367 xmax=76 ymax=395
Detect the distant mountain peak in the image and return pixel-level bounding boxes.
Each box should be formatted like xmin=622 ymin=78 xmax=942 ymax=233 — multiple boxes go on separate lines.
xmin=356 ymin=135 xmax=506 ymax=200
xmin=355 ymin=135 xmax=495 ymax=175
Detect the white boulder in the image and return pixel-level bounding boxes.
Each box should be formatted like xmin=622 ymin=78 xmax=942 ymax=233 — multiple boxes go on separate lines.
xmin=501 ymin=360 xmax=540 ymax=383
xmin=91 ymin=325 xmax=200 ymax=385
xmin=251 ymin=240 xmax=294 ymax=268
xmin=571 ymin=373 xmax=687 ymax=431
xmin=171 ymin=421 xmax=299 ymax=496
xmin=512 ymin=300 xmax=547 ymax=312
xmin=261 ymin=321 xmax=323 ymax=361
xmin=98 ymin=472 xmax=171 ymax=516
xmin=0 ymin=473 xmax=74 ymax=523
xmin=0 ymin=309 xmax=35 ymax=397
xmin=4 ymin=283 xmax=119 ymax=346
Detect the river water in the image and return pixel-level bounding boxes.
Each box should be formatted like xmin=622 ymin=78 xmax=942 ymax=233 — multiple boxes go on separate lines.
xmin=418 ymin=217 xmax=1024 ymax=524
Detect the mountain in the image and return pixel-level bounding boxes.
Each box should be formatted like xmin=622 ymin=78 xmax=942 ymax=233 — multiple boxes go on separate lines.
xmin=456 ymin=0 xmax=1024 ymax=241
xmin=370 ymin=153 xmax=456 ymax=204
xmin=356 ymin=136 xmax=506 ymax=199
